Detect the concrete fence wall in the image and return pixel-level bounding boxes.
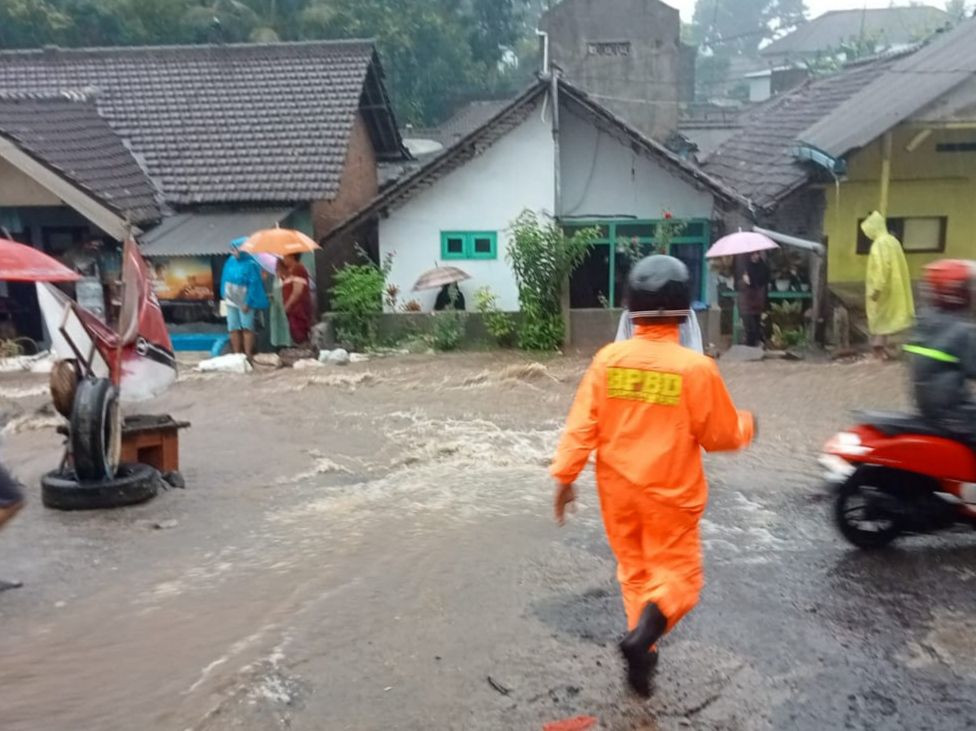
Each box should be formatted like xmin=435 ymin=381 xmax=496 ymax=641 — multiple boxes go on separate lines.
xmin=316 ymin=307 xmax=719 ymax=354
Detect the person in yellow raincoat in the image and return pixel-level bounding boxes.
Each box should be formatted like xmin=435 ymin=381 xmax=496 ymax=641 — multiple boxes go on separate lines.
xmin=863 ymin=211 xmax=915 ymax=360
xmin=550 ymin=255 xmax=755 ymax=697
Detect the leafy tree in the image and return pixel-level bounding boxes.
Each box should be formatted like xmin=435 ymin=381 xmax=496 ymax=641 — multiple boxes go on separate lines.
xmin=300 ymin=0 xmax=481 ymax=123
xmin=692 ymin=0 xmax=807 ymax=56
xmin=181 ymin=0 xmax=263 ymax=43
xmin=945 ymin=0 xmax=970 ymax=22
xmin=0 ymin=0 xmax=71 ymax=49
xmin=115 ymin=0 xmax=194 ymax=45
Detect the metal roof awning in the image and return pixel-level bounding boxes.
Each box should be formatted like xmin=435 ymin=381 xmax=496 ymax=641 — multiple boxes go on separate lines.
xmin=138 ymin=207 xmax=295 ymax=257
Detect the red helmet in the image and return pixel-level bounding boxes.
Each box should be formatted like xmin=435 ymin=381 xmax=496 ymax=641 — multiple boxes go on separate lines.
xmin=924 ymin=259 xmax=974 ymax=311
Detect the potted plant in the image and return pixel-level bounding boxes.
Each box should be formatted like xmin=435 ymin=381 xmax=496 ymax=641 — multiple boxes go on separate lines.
xmin=772 ymin=259 xmax=792 ymax=292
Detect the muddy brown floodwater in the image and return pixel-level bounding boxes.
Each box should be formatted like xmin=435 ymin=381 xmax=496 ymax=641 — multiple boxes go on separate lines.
xmin=1 ymin=353 xmax=975 ymax=730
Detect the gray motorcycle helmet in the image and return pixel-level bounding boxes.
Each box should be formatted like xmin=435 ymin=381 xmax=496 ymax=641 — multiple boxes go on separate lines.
xmin=626 ymin=255 xmax=692 ymax=317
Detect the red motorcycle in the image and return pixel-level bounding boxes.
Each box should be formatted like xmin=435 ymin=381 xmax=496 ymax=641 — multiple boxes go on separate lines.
xmin=822 ymin=411 xmax=976 ymax=549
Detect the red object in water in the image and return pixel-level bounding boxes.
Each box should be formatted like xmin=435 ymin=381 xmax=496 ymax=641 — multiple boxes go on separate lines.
xmin=543 ymin=716 xmax=598 ymax=731
xmin=0 ymin=237 xmax=80 ymax=282
xmin=663 ymin=211 xmax=673 ymax=220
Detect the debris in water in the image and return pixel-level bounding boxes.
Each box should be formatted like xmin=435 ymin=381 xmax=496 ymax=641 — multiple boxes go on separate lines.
xmin=293 ymin=358 xmax=325 ymax=370
xmin=487 ymin=675 xmax=511 ymax=695
xmin=462 ymin=371 xmax=490 ymax=386
xmin=0 ymin=579 xmax=23 ymax=593
xmin=1 ymin=413 xmax=62 ymax=436
xmin=300 ymin=372 xmax=376 ymax=389
xmin=542 ymin=716 xmax=598 ymax=731
xmin=153 ymin=519 xmax=179 ymax=530
xmin=500 ymin=362 xmax=556 ymax=382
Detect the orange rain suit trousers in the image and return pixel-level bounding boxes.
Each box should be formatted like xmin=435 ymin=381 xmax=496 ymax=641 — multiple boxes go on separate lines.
xmin=551 ymin=324 xmax=754 ymax=633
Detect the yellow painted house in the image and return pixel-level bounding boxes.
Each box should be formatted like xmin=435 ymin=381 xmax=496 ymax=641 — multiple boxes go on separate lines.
xmin=823 ymin=124 xmax=976 ymax=283
xmin=705 ymin=16 xmax=976 ymax=297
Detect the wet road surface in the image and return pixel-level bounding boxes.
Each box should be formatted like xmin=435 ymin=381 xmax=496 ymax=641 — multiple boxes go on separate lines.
xmin=1 ymin=354 xmax=975 ymax=730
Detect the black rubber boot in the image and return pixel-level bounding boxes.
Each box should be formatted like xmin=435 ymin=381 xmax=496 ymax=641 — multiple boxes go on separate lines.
xmin=618 ymin=603 xmax=667 ymax=697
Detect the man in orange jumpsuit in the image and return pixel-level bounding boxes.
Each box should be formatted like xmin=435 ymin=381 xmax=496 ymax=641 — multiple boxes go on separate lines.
xmin=551 ymin=255 xmax=755 ymax=696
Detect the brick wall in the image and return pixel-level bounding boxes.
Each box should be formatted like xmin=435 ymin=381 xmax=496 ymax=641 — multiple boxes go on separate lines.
xmin=312 ymin=113 xmax=380 ymax=310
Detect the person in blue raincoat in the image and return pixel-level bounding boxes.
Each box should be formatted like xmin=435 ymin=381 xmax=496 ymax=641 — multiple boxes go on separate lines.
xmin=221 ymin=237 xmax=269 ymax=362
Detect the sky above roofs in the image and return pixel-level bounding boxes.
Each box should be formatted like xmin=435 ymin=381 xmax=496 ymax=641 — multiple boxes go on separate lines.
xmin=664 ymin=0 xmax=965 ymax=23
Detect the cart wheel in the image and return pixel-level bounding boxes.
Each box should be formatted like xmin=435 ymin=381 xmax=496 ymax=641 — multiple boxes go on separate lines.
xmin=50 ymin=360 xmax=80 ymax=419
xmin=41 ymin=463 xmax=160 ymax=511
xmin=71 ymin=378 xmax=121 ymax=481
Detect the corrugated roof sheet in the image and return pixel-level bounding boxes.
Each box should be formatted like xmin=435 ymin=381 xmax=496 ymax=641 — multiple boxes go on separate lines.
xmin=702 ymin=53 xmax=903 ymax=209
xmin=0 ymin=41 xmax=405 ymax=206
xmin=0 ymin=92 xmax=160 ymax=224
xmin=800 ymin=18 xmax=976 ymax=156
xmin=139 ymin=208 xmax=293 ymax=257
xmin=762 ymin=6 xmax=948 ymax=57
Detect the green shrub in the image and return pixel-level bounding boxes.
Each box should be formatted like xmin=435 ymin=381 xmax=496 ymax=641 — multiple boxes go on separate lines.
xmin=430 ymin=311 xmax=465 ymax=351
xmin=429 ymin=284 xmax=467 ymax=351
xmin=329 ymin=251 xmax=392 ymax=350
xmin=507 ymin=211 xmax=596 ymax=351
xmin=474 ymin=287 xmax=516 ymax=347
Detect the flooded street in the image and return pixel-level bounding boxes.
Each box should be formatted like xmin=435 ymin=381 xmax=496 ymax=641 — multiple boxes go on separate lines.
xmin=2 ymin=353 xmax=975 ymax=730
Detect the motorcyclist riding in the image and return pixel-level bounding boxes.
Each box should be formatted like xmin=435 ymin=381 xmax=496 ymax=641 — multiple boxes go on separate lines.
xmin=906 ymin=260 xmax=976 ymax=440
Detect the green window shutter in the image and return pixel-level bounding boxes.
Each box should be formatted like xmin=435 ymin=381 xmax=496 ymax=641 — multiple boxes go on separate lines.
xmin=441 ymin=232 xmax=466 ymax=260
xmin=440 ymin=231 xmax=497 ymax=260
xmin=469 ymin=232 xmax=497 ymax=259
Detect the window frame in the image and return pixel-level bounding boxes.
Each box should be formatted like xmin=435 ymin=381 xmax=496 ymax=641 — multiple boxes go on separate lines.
xmin=440 ymin=231 xmax=498 ymax=261
xmin=856 ymin=216 xmax=947 ymax=255
xmin=563 ymin=218 xmax=711 ymax=306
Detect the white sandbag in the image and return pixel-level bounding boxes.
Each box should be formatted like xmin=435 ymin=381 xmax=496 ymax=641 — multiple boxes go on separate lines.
xmin=253 ymin=353 xmax=282 ymax=368
xmin=319 ymin=348 xmax=350 ymax=366
xmin=197 ymin=353 xmax=253 ymax=374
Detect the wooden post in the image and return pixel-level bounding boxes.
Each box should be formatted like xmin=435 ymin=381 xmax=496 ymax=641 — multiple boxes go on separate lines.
xmin=561 ymin=275 xmax=572 ymax=349
xmin=810 ymin=252 xmax=827 ymax=345
xmin=879 ymin=131 xmax=893 ymax=216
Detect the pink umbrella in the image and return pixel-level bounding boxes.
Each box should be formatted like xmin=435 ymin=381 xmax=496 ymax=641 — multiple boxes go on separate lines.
xmin=706 ymin=231 xmax=778 ymax=259
xmin=253 ymin=252 xmax=280 ymax=275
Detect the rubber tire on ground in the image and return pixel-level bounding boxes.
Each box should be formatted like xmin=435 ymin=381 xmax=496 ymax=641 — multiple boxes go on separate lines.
xmin=71 ymin=377 xmax=121 ymax=482
xmin=41 ymin=463 xmax=160 ymax=511
xmin=833 ymin=472 xmax=902 ymax=550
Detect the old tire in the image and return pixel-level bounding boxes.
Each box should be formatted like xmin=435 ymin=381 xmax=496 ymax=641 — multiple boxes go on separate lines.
xmin=71 ymin=378 xmax=121 ymax=481
xmin=833 ymin=472 xmax=902 ymax=550
xmin=41 ymin=463 xmax=160 ymax=511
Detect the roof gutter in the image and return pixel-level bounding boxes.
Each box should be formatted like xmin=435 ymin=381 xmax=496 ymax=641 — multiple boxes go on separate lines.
xmin=753 ymin=225 xmax=824 ymax=256
xmin=792 ymin=144 xmax=847 ymax=176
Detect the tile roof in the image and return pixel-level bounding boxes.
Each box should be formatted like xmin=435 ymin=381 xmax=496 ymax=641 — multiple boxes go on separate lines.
xmin=702 ymin=53 xmax=903 ymax=209
xmin=0 ymin=91 xmax=160 ymax=224
xmin=326 ymin=78 xmax=751 ymax=243
xmin=762 ymin=6 xmax=949 ymax=57
xmin=0 ymin=41 xmax=406 ymax=206
xmin=800 ymin=18 xmax=976 ymax=157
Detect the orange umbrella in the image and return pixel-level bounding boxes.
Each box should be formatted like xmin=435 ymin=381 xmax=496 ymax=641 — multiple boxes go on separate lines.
xmin=241 ymin=227 xmax=320 ymax=256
